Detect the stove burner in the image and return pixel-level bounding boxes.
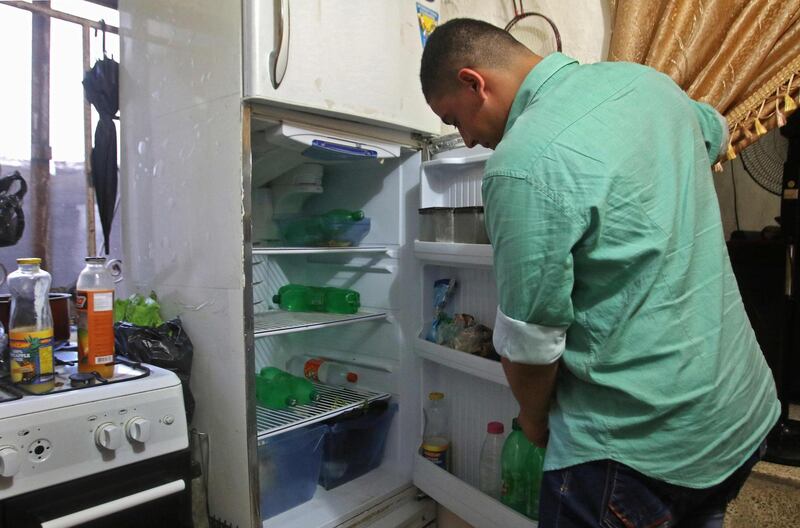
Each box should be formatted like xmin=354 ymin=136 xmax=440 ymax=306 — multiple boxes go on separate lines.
xmin=69 ymin=373 xmax=96 ymax=388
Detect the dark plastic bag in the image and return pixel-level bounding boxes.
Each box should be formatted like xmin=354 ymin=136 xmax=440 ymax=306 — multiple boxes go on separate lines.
xmin=115 ymin=318 xmax=195 ymax=421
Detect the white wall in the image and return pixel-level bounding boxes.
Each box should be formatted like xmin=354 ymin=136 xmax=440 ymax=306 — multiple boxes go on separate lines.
xmin=440 ymin=0 xmax=612 ymax=64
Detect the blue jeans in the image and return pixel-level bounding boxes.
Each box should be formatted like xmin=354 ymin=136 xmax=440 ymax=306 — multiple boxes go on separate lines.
xmin=539 ymin=441 xmax=766 ymax=528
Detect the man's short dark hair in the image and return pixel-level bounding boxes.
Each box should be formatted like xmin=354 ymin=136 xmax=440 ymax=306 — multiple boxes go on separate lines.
xmin=420 ymin=18 xmax=528 ymax=100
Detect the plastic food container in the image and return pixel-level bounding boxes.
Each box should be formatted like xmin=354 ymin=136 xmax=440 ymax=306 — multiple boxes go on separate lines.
xmin=319 ymin=402 xmax=397 ymax=490
xmin=453 ymin=207 xmax=489 ymax=244
xmin=258 ymin=423 xmax=328 ymax=519
xmin=419 ymin=207 xmax=454 ymax=242
xmin=276 ymin=216 xmax=371 ymax=247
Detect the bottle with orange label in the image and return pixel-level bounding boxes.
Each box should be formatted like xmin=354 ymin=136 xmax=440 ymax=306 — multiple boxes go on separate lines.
xmin=8 ymin=258 xmax=55 ymax=393
xmin=76 ymin=257 xmax=115 ymax=379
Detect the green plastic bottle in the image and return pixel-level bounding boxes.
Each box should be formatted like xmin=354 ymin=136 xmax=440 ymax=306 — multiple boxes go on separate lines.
xmin=321 ymin=209 xmax=365 ymax=223
xmin=255 ymin=367 xmax=318 ymax=409
xmin=272 ymin=284 xmax=360 ymax=314
xmin=255 ymin=371 xmax=297 ymax=410
xmin=501 ymin=418 xmax=537 ymax=517
xmin=272 ymin=284 xmax=325 ymax=312
xmin=279 ymin=210 xmax=365 ymax=246
xmin=323 ymin=287 xmax=360 ymax=314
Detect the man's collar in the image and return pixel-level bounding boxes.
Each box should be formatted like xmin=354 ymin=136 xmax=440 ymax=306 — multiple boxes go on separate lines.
xmin=504 ymin=52 xmax=579 ymax=135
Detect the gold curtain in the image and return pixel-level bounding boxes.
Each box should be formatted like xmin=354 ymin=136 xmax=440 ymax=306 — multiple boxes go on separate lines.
xmin=608 ymin=0 xmax=800 ymax=163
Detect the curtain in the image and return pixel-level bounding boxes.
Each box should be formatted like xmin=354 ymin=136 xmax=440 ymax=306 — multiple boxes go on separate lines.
xmin=608 ymin=0 xmax=800 ymax=164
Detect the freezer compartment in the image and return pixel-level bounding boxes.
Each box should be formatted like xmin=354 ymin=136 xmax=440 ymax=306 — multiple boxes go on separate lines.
xmin=320 ymin=401 xmax=398 ymax=490
xmin=258 ymin=423 xmax=328 ymax=520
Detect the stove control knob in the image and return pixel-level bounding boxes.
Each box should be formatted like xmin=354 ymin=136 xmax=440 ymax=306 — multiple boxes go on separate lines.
xmin=95 ymin=423 xmax=123 ymax=451
xmin=0 ymin=446 xmax=21 ymax=477
xmin=126 ymin=417 xmax=151 ymax=444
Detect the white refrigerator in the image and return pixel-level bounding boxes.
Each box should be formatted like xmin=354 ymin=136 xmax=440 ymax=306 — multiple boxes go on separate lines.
xmin=119 ymin=1 xmax=534 ymax=527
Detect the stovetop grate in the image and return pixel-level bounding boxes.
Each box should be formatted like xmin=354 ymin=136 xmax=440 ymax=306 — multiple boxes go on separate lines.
xmin=255 ymin=382 xmax=390 ymax=441
xmin=0 ymin=352 xmax=150 ymax=397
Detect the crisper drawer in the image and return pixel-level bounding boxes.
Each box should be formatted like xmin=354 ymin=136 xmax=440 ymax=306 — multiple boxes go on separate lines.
xmin=0 ymin=450 xmax=192 ymax=528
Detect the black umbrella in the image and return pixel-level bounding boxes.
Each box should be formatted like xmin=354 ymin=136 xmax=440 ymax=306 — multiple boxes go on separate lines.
xmin=82 ymin=54 xmax=119 ymax=255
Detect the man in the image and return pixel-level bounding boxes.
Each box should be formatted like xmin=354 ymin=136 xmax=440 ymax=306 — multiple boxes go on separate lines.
xmin=420 ymin=18 xmax=780 ymax=528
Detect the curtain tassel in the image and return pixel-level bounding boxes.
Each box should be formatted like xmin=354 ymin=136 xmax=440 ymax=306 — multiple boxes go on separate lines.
xmin=776 ymin=87 xmax=788 ymax=127
xmin=726 ymin=141 xmax=737 ymax=160
xmin=785 ymin=93 xmax=797 ymax=113
xmin=754 ymin=117 xmax=767 ymax=136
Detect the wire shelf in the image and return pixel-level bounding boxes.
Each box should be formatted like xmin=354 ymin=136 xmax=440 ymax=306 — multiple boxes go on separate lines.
xmin=253 ymin=246 xmax=388 ymax=255
xmin=253 ymin=310 xmax=387 ymax=337
xmin=256 ymin=382 xmax=391 ymax=440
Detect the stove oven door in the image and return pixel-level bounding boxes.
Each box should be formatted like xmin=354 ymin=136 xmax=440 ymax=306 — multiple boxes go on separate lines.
xmin=0 ymin=450 xmax=192 ymax=528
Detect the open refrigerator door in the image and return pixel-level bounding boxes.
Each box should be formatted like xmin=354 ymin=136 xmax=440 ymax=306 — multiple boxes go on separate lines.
xmin=411 ymin=138 xmax=537 ymax=528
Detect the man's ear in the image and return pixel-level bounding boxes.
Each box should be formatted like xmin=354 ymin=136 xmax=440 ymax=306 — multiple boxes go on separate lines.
xmin=457 ymin=68 xmax=488 ymax=101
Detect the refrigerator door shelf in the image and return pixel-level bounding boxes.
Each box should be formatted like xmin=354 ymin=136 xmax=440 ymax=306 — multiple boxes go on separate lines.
xmin=253 ymin=309 xmax=387 ymax=338
xmin=414 ymin=335 xmax=507 ymax=387
xmin=256 ymin=382 xmax=390 ymax=440
xmin=413 ymin=454 xmax=535 ymax=528
xmin=253 ymin=245 xmax=389 ymax=256
xmin=414 ymin=240 xmax=494 ymax=268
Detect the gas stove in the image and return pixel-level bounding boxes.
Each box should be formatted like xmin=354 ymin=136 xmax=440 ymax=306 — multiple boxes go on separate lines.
xmin=0 ymin=351 xmax=188 ymax=500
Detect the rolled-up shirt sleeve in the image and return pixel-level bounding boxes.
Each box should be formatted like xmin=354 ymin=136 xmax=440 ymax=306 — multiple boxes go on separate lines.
xmin=690 ymin=100 xmax=729 ymax=162
xmin=483 ymin=171 xmax=586 ymax=365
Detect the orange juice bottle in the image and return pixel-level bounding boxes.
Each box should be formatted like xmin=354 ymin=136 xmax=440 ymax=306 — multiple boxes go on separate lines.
xmin=76 ymin=257 xmax=115 ymax=379
xmin=8 ymin=258 xmax=54 ymax=393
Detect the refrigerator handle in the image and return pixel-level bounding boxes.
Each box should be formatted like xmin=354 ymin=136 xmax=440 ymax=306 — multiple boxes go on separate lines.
xmin=269 ymin=0 xmax=290 ymax=89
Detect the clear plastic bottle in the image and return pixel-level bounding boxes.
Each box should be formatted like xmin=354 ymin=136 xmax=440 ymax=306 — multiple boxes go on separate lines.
xmin=287 ymin=356 xmax=358 ymax=385
xmin=76 ymin=257 xmax=115 ymax=379
xmin=478 ymin=421 xmax=505 ymax=499
xmin=421 ymin=392 xmax=450 ymax=470
xmin=8 ymin=258 xmax=54 ymax=393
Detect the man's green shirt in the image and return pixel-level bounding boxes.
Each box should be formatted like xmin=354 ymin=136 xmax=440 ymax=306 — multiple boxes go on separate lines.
xmin=483 ymin=53 xmax=779 ymax=487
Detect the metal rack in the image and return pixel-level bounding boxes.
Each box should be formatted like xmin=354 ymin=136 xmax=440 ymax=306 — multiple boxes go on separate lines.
xmin=255 ymin=382 xmax=391 ymax=439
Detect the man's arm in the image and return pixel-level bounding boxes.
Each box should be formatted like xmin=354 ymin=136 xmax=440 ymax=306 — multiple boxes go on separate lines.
xmin=502 ymin=357 xmax=558 ymax=448
xmin=689 ymin=99 xmax=729 ymax=163
xmin=483 ymin=172 xmax=586 ymax=444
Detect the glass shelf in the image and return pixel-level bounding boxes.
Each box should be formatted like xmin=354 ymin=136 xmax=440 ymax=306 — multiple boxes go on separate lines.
xmin=256 ymin=382 xmax=391 ymax=439
xmin=254 ymin=310 xmax=387 ymax=337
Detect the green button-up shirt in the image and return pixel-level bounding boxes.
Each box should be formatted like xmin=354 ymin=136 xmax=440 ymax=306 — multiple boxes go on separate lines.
xmin=483 ymin=53 xmax=779 ymax=487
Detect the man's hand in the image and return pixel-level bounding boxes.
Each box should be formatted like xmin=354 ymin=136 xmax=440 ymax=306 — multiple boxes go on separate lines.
xmin=501 ymin=357 xmax=559 ymax=449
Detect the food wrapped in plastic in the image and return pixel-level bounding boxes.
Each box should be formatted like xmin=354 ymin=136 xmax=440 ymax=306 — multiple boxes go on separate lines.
xmin=433 ymin=313 xmax=498 ymax=360
xmin=453 ymin=323 xmax=496 ymax=358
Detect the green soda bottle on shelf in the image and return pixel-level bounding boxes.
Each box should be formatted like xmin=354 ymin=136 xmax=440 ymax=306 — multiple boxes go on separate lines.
xmin=500 ymin=418 xmax=537 ymax=516
xmin=255 ymin=367 xmax=318 ymax=409
xmin=272 ymin=284 xmax=360 ymax=314
xmin=272 ymin=284 xmax=325 ymax=312
xmin=323 ymin=287 xmax=360 ymax=314
xmin=287 ymin=374 xmax=319 ymax=406
xmin=321 ymin=209 xmax=365 ymax=223
xmin=256 ymin=370 xmax=297 ymax=410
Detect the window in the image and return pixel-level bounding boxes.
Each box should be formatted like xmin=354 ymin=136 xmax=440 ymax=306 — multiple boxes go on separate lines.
xmin=0 ymin=0 xmax=120 ymax=290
